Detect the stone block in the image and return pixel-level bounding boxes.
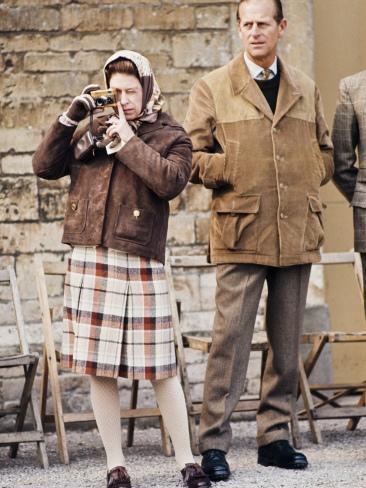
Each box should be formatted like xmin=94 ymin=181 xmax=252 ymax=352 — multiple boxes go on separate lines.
xmin=155 ymin=67 xmax=206 ymax=94
xmin=0 ymin=100 xmax=64 ymax=130
xmin=12 ymin=73 xmax=88 ymax=98
xmin=49 ymin=33 xmax=118 ymax=52
xmin=135 ymin=6 xmax=195 ymax=30
xmin=61 ymin=6 xmax=133 ymax=31
xmin=0 ymin=176 xmax=39 ymax=222
xmin=173 ymin=32 xmax=232 ymax=68
xmin=186 ymin=184 xmax=211 ymax=212
xmin=195 ymin=214 xmax=210 ymax=244
xmin=196 ymin=6 xmax=230 ymax=29
xmin=0 ymin=222 xmax=67 ymax=254
xmin=199 ymin=270 xmax=216 ymax=309
xmin=0 ymin=55 xmax=4 ymax=72
xmin=173 ymin=272 xmax=201 ymax=312
xmin=3 ymin=0 xmax=70 ymax=4
xmin=0 ymin=128 xmax=42 ymax=152
xmin=180 ymin=310 xmax=214 ymax=333
xmin=0 ymin=34 xmax=49 ymax=53
xmin=0 ymin=7 xmax=60 ymax=32
xmin=24 ymin=52 xmax=106 ymax=73
xmin=1 ymin=155 xmax=33 ymax=175
xmin=116 ymin=30 xmax=172 ymax=54
xmin=167 ymin=214 xmax=195 ymax=245
xmin=167 ymin=93 xmax=189 ymax=124
xmin=169 ymin=193 xmax=186 ymax=215
xmin=307 ymin=264 xmax=325 ymax=305
xmin=16 ymin=252 xmax=67 ymax=300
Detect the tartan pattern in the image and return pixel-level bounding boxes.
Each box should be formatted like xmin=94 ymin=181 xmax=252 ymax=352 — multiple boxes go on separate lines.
xmin=61 ymin=246 xmax=177 ymax=380
xmin=332 ymin=71 xmax=366 ymax=250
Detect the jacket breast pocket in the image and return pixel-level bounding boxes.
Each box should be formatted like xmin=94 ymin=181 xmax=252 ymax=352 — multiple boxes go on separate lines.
xmin=64 ymin=198 xmax=89 ymax=234
xmin=114 ymin=205 xmax=155 ymax=246
xmin=304 ymin=195 xmax=324 ymax=251
xmin=213 ymin=194 xmax=260 ymax=251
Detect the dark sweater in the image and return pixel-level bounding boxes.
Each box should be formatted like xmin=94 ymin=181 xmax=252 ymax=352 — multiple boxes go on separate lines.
xmin=255 ymin=71 xmax=280 ymax=114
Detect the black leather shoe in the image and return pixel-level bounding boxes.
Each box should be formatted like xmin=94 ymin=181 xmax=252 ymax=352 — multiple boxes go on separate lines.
xmin=201 ymin=449 xmax=230 ymax=481
xmin=258 ymin=440 xmax=308 ymax=470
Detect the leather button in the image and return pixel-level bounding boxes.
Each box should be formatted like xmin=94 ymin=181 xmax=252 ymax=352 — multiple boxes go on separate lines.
xmin=133 ymin=209 xmax=140 ymax=218
xmin=71 ymin=202 xmax=77 ymax=211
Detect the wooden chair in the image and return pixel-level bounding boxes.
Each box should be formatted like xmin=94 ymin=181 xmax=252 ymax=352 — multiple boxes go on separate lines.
xmin=36 ymin=258 xmax=171 ymax=465
xmin=297 ymin=251 xmax=366 ymax=437
xmin=0 ymin=266 xmax=48 ymax=468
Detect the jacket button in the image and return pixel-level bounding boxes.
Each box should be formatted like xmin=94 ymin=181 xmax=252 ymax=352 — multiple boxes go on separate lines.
xmin=276 ymin=154 xmax=281 ymax=161
xmin=280 ymin=213 xmax=287 ymax=219
xmin=133 ymin=209 xmax=140 ymax=218
xmin=71 ymin=203 xmax=77 ymax=211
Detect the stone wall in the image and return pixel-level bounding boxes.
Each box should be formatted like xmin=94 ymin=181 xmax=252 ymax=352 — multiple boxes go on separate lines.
xmin=0 ymin=0 xmax=318 ymax=427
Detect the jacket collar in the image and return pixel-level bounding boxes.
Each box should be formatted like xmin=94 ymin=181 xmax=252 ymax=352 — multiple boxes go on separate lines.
xmin=228 ymin=52 xmax=303 ymax=125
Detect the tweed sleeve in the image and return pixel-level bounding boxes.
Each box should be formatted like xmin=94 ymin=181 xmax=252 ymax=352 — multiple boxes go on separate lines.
xmin=184 ymin=78 xmax=229 ymax=189
xmin=332 ymin=78 xmax=359 ymax=202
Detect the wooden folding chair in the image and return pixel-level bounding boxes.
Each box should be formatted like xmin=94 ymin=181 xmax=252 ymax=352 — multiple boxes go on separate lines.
xmin=36 ymin=258 xmax=171 ymax=465
xmin=297 ymin=252 xmax=366 ymax=439
xmin=0 ymin=266 xmax=48 ymax=468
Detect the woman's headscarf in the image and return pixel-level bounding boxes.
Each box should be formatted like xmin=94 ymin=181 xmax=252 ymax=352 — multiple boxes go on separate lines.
xmin=103 ymin=50 xmax=164 ymax=130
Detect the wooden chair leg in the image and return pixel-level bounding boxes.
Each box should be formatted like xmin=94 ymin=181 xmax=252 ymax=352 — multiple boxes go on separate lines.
xmin=347 ymin=390 xmax=366 ymax=431
xmin=298 ymin=358 xmax=322 ymax=444
xmin=127 ymin=380 xmax=139 ymax=448
xmin=36 ymin=264 xmax=69 ymax=464
xmin=9 ymin=359 xmax=38 ymax=459
xmin=40 ymin=346 xmax=49 ymax=426
xmin=290 ymin=394 xmax=302 ymax=449
xmin=30 ymin=392 xmax=49 ymax=469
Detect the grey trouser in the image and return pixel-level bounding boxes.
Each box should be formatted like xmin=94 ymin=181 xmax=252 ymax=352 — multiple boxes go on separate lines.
xmin=199 ymin=263 xmax=311 ymax=453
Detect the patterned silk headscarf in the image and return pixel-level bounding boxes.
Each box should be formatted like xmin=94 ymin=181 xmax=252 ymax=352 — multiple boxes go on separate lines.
xmin=103 ymin=50 xmax=164 ymax=130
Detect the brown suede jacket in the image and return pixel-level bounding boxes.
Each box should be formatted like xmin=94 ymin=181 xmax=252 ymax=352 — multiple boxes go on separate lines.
xmin=33 ymin=112 xmax=192 ymax=263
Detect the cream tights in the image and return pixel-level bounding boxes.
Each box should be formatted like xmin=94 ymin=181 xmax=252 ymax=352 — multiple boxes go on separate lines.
xmin=89 ymin=375 xmax=195 ymax=470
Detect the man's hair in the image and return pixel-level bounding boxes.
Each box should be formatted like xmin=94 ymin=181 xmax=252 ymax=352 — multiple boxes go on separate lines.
xmin=105 ymin=58 xmax=140 ymax=86
xmin=236 ymin=0 xmax=284 ymax=24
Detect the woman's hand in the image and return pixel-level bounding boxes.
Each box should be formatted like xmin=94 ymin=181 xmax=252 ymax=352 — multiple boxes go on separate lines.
xmin=105 ymin=102 xmax=135 ymax=144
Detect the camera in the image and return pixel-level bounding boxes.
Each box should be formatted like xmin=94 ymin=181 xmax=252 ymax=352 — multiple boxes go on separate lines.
xmin=90 ymin=88 xmax=117 ymax=108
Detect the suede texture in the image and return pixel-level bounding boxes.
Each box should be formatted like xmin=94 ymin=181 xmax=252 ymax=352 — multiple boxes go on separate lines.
xmin=33 ymin=112 xmax=192 ymax=263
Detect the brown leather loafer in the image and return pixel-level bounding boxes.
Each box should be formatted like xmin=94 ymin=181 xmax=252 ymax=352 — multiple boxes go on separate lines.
xmin=181 ymin=463 xmax=211 ymax=488
xmin=107 ymin=466 xmax=131 ymax=488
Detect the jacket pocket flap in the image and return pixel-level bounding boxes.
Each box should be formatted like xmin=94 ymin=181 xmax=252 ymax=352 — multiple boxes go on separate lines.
xmin=213 ymin=194 xmax=261 ymax=214
xmin=308 ymin=195 xmax=322 ymax=213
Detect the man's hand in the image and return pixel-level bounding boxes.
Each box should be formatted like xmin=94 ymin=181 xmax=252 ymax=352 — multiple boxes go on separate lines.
xmin=105 ymin=102 xmax=135 ymax=144
xmin=65 ymin=84 xmax=100 ymax=123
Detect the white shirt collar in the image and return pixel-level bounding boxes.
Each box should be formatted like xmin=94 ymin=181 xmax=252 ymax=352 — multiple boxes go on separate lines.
xmin=244 ymin=52 xmax=278 ymax=80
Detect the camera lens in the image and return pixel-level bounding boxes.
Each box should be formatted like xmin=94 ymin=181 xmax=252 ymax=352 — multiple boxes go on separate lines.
xmin=95 ymin=96 xmax=113 ymax=107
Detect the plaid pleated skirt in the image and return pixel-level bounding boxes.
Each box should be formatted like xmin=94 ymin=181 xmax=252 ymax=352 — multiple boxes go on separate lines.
xmin=60 ymin=246 xmax=177 ymax=380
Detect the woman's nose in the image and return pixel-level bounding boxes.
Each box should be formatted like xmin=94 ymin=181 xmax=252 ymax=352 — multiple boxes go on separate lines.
xmin=120 ymin=92 xmax=128 ymax=105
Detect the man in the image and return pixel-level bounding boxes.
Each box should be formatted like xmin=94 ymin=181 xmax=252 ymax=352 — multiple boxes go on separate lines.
xmin=332 ymin=70 xmax=366 ymax=313
xmin=184 ymin=0 xmax=333 ymax=481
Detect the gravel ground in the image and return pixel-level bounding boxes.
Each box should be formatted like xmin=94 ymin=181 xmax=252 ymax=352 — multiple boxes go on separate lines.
xmin=1 ymin=419 xmax=366 ymax=488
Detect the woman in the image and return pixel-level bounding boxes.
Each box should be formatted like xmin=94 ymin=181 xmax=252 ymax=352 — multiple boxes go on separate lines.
xmin=33 ymin=50 xmax=211 ymax=488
